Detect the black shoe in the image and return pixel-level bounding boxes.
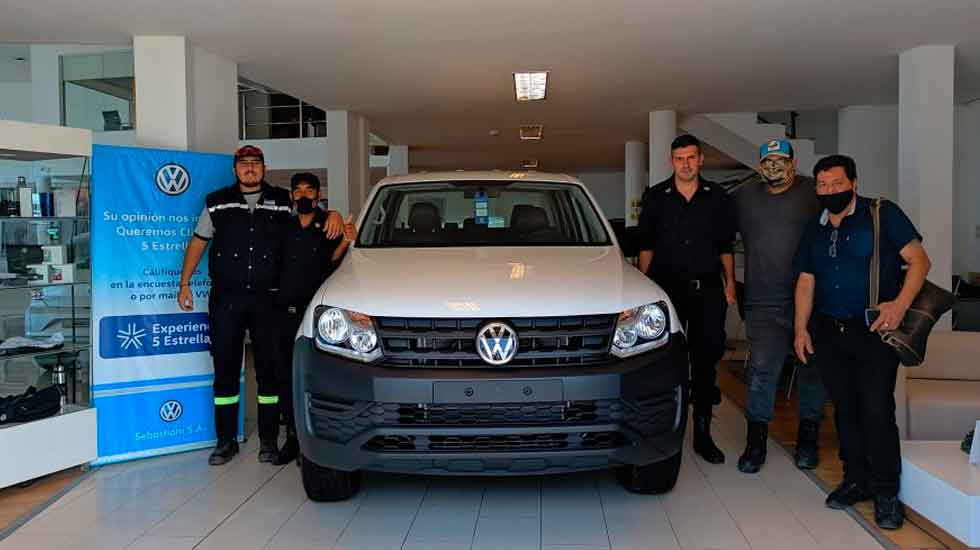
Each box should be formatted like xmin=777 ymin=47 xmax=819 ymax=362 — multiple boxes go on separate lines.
xmin=693 ymin=410 xmax=725 ymax=464
xmin=794 ymin=419 xmax=820 ymax=470
xmin=737 ymin=421 xmax=768 ymax=474
xmin=208 ymin=440 xmax=239 ymax=466
xmin=825 ymin=480 xmax=871 ymax=510
xmin=273 ymin=436 xmax=299 ymax=466
xmin=258 ymin=439 xmax=278 ymax=463
xmin=874 ymin=495 xmax=904 ymax=529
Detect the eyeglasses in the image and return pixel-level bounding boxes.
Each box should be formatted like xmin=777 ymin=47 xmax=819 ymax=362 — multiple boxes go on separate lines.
xmin=829 ymin=229 xmax=839 ymax=258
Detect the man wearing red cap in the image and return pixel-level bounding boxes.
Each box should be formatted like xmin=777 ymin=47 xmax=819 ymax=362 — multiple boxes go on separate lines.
xmin=178 ymin=145 xmax=344 ymax=465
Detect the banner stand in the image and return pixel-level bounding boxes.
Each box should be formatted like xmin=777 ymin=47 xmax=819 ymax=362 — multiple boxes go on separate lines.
xmin=91 ymin=145 xmax=240 ymax=464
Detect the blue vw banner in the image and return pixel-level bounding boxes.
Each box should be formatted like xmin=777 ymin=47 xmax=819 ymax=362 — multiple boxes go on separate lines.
xmin=91 ymin=145 xmax=242 ymax=464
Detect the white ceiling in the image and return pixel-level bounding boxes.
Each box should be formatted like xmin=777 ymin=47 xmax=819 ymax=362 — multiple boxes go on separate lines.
xmin=3 ymin=0 xmax=980 ymax=171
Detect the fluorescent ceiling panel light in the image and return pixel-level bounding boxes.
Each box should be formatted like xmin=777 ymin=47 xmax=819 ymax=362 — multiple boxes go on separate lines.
xmin=514 ymin=72 xmax=548 ymax=101
xmin=519 ymin=125 xmax=544 ymax=141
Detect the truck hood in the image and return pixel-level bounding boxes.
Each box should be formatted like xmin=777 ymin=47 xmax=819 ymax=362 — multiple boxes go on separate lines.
xmin=301 ymin=246 xmax=681 ymax=337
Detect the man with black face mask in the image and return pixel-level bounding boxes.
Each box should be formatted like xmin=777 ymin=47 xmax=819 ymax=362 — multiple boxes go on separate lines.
xmin=793 ymin=154 xmax=931 ymax=529
xmin=734 ymin=140 xmax=826 ymax=475
xmin=272 ymin=172 xmax=353 ymax=465
xmin=178 ymin=147 xmax=345 ymax=466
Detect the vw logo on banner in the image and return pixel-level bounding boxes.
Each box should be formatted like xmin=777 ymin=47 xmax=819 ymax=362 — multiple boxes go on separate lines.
xmin=476 ymin=322 xmax=519 ymax=365
xmin=155 ymin=163 xmax=191 ymax=196
xmin=159 ymin=400 xmax=184 ymax=422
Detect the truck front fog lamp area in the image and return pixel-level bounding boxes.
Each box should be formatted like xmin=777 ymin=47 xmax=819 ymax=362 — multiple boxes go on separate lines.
xmin=612 ymin=302 xmax=669 ymax=358
xmin=315 ymin=307 xmax=382 ymax=362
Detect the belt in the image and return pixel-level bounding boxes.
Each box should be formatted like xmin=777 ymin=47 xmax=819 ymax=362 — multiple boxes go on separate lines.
xmin=817 ymin=312 xmax=864 ymax=333
xmin=661 ymin=276 xmax=722 ymax=292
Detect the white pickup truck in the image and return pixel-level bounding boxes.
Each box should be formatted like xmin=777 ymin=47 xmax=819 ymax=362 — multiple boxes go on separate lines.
xmin=293 ymin=171 xmax=688 ymax=501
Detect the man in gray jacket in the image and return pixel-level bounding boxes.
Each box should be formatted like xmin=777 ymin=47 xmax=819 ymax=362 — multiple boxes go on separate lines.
xmin=734 ymin=139 xmax=826 ymax=473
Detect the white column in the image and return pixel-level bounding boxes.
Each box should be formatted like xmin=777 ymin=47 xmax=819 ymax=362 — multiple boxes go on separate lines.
xmin=28 ymin=45 xmax=62 ymax=126
xmin=899 ymin=45 xmax=955 ymax=294
xmin=837 ymin=105 xmax=899 ymax=201
xmin=648 ymin=110 xmax=676 ymax=188
xmin=327 ymin=110 xmax=370 ymax=216
xmin=387 ymin=144 xmax=409 ymax=177
xmin=134 ymin=36 xmax=238 ymax=153
xmin=188 ymin=46 xmax=239 ymax=154
xmin=624 ymin=141 xmax=646 ymax=226
xmin=134 ymin=36 xmax=190 ymax=150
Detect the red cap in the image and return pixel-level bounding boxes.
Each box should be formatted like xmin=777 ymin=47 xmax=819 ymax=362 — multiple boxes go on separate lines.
xmin=234 ymin=145 xmax=264 ymax=162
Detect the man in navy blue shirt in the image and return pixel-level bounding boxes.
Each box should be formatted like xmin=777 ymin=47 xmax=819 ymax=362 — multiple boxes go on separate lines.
xmin=793 ymin=155 xmax=931 ymax=530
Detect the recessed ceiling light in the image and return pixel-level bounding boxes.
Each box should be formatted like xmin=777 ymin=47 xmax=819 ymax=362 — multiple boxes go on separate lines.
xmin=488 ymin=129 xmax=501 ymax=137
xmin=514 ymin=71 xmax=548 ymax=102
xmin=519 ymin=124 xmax=544 ymax=141
xmin=522 ymin=159 xmax=539 ymax=169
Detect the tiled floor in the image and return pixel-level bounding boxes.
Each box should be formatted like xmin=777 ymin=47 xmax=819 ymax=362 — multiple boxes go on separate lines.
xmin=0 ymin=398 xmax=885 ymax=550
xmin=717 ymin=358 xmax=949 ymax=549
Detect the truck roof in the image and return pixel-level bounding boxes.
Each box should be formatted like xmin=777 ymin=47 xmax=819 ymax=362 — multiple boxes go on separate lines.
xmin=376 ymin=170 xmax=582 ymax=187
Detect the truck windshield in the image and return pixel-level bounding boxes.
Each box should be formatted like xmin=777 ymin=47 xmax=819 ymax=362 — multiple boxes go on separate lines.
xmin=356 ymin=181 xmax=611 ymax=248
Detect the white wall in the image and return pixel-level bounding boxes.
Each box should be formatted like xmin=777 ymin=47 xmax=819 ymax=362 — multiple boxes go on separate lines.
xmin=576 ymin=172 xmax=627 ymax=220
xmin=243 ymin=137 xmax=388 ymax=170
xmin=0 ymin=82 xmax=32 ymax=121
xmin=759 ymin=110 xmax=837 ymax=154
xmin=955 ymin=102 xmax=980 ymax=278
xmin=837 ymin=105 xmax=899 ymax=201
xmin=838 ymin=103 xmax=978 ymax=279
xmin=29 ymin=44 xmax=131 ymax=127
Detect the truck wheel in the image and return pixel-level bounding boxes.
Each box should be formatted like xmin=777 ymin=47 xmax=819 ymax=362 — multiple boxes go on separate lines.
xmin=300 ymin=454 xmax=361 ymax=502
xmin=615 ymin=449 xmax=683 ymax=494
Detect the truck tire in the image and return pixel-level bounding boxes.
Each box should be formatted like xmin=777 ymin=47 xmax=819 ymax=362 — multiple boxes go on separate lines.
xmin=300 ymin=454 xmax=362 ymax=502
xmin=615 ymin=449 xmax=682 ymax=494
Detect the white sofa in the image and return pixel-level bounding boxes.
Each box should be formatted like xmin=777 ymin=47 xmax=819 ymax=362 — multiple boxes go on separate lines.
xmin=895 ymin=330 xmax=980 ymax=441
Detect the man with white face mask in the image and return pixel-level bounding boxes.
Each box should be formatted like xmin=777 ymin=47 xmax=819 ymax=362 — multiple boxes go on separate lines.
xmin=733 ymin=139 xmax=826 ymax=474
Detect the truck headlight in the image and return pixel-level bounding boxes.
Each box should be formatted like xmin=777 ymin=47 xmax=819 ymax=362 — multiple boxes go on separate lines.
xmin=314 ymin=306 xmax=382 ymax=362
xmin=611 ymin=302 xmax=670 ymax=358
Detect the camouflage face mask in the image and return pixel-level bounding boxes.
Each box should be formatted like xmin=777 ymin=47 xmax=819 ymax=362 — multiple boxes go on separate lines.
xmin=760 ymin=157 xmax=792 ymax=186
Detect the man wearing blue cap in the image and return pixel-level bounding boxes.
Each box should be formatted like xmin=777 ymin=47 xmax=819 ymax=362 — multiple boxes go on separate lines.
xmin=733 ymin=139 xmax=826 ymax=474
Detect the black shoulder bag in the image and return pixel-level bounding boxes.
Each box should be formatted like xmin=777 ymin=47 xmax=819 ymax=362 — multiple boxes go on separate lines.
xmin=869 ymin=198 xmax=956 ymax=366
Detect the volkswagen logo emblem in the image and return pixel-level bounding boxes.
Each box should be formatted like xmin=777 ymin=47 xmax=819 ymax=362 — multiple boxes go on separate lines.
xmin=476 ymin=322 xmax=518 ymax=365
xmin=159 ymin=400 xmax=183 ymax=422
xmin=155 ymin=163 xmax=190 ymax=196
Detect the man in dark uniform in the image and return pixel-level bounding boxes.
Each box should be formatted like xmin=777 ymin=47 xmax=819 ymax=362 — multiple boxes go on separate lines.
xmin=637 ymin=134 xmax=737 ymax=464
xmin=794 ymin=154 xmax=931 ymax=529
xmin=273 ymin=172 xmax=353 ymax=465
xmin=178 ymin=146 xmax=344 ymax=465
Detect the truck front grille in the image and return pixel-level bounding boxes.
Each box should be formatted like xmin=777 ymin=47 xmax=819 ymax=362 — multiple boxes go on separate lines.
xmin=375 ymin=315 xmax=617 ymax=368
xmin=308 ymin=389 xmax=679 ymax=444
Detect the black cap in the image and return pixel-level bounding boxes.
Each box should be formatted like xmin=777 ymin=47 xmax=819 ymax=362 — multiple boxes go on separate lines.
xmin=290 ymin=172 xmax=320 ymax=192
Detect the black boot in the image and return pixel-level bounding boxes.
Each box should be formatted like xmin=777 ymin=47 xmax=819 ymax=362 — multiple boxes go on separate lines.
xmin=273 ymin=428 xmax=299 ymax=466
xmin=873 ymin=495 xmax=904 ymax=529
xmin=258 ymin=439 xmax=278 ymax=463
xmin=209 ymin=439 xmax=239 ymax=465
xmin=692 ymin=409 xmax=725 ymax=464
xmin=794 ymin=419 xmax=820 ymax=470
xmin=210 ymin=402 xmax=239 ymax=466
xmin=737 ymin=421 xmax=768 ymax=473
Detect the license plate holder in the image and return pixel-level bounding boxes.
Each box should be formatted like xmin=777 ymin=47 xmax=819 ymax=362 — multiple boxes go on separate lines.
xmin=432 ymin=379 xmax=563 ymax=403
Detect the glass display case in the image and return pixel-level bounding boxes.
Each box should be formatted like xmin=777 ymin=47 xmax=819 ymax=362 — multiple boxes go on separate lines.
xmin=0 ymin=120 xmax=96 ymax=489
xmin=0 ymin=148 xmax=91 ymax=407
